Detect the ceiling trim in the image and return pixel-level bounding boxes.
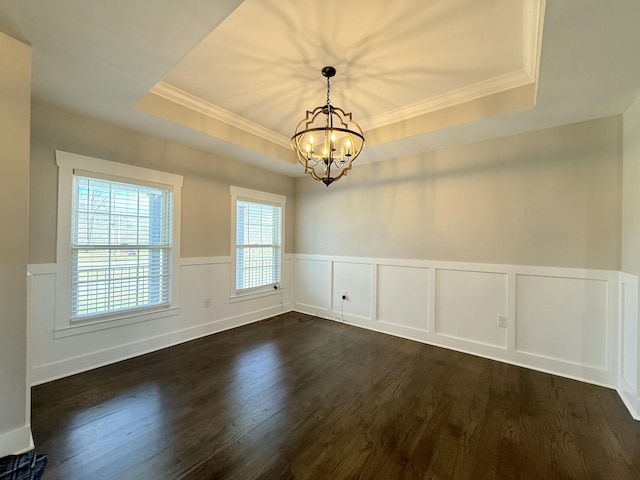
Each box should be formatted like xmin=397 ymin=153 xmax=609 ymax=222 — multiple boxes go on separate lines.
xmin=359 ymin=69 xmax=534 ymax=131
xmin=150 ymin=82 xmax=291 ymax=148
xmin=523 ymin=0 xmax=546 ymax=80
xmin=148 ymin=0 xmax=545 ymax=151
xmin=154 ymin=67 xmax=537 ymax=147
xmin=360 ymin=0 xmax=545 ymax=131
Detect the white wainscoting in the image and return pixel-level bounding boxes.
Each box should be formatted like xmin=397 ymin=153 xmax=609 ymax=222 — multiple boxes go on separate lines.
xmin=619 ymin=272 xmax=640 ymax=419
xmin=333 ymin=261 xmax=373 ymax=322
xmin=1 ymin=269 xmax=34 ymax=455
xmin=28 ymin=256 xmax=293 ymax=385
xmin=294 ymin=257 xmax=331 ymax=313
xmin=377 ymin=264 xmax=430 ymax=331
xmin=516 ymin=275 xmax=609 ymax=370
xmin=293 ymin=254 xmax=624 ymax=391
xmin=0 ymin=426 xmax=34 ymax=459
xmin=435 ymin=269 xmax=509 ymax=349
xmin=28 ymin=252 xmax=640 ymax=420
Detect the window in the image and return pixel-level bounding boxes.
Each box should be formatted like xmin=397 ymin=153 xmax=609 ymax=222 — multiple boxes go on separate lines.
xmin=56 ymin=151 xmax=183 ymax=331
xmin=71 ymin=176 xmax=172 ymax=319
xmin=231 ymin=186 xmax=285 ymax=297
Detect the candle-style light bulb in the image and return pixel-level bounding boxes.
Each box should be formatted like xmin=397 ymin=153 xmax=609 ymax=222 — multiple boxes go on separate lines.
xmin=345 ymin=139 xmax=352 ymax=157
xmin=330 ymin=132 xmax=336 ymax=151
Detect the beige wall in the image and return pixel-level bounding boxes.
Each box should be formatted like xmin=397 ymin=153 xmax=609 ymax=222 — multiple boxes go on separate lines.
xmin=0 ymin=32 xmax=31 ymax=452
xmin=29 ymin=102 xmax=296 ymax=264
xmin=295 ymin=116 xmax=622 ymax=270
xmin=622 ymin=93 xmax=640 ymax=275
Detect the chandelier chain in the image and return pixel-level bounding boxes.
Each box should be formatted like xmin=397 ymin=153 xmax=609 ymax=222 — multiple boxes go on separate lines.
xmin=326 ymin=76 xmax=331 ymax=106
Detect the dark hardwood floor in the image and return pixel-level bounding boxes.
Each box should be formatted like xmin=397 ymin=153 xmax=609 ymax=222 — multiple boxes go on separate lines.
xmin=31 ymin=312 xmax=640 ymax=479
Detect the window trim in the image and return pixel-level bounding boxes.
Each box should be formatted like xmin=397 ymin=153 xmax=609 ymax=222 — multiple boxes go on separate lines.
xmin=230 ymin=186 xmax=286 ymax=301
xmin=55 ymin=150 xmax=183 ymax=332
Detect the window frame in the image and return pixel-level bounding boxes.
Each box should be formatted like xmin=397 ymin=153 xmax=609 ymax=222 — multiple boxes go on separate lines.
xmin=230 ymin=186 xmax=286 ymax=301
xmin=55 ymin=150 xmax=183 ymax=335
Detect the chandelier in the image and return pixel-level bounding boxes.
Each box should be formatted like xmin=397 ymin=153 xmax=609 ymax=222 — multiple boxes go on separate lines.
xmin=291 ymin=66 xmax=365 ymax=186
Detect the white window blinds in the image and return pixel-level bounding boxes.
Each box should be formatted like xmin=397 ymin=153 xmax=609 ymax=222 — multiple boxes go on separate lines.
xmin=71 ymin=175 xmax=173 ymax=319
xmin=235 ymin=200 xmax=282 ymax=292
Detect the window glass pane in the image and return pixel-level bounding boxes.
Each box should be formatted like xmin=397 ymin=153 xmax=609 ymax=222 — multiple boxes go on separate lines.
xmin=235 ymin=199 xmax=282 ymax=292
xmin=71 ymin=175 xmax=173 ymax=319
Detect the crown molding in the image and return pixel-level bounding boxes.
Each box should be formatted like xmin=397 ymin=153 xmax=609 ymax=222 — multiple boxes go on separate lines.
xmin=151 ymin=0 xmax=545 ymax=140
xmin=359 ymin=0 xmax=544 ymax=132
xmin=150 ymin=82 xmax=291 ymax=148
xmin=523 ymin=0 xmax=546 ymax=81
xmin=359 ymin=69 xmax=534 ymax=131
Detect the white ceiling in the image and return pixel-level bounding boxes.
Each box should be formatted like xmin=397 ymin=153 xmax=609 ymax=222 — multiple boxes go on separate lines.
xmin=160 ymin=0 xmax=525 ymax=137
xmin=1 ymin=0 xmax=639 ymax=177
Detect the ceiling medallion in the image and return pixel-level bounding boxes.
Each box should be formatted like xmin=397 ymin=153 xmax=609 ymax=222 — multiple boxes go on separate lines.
xmin=291 ymin=66 xmax=365 ymax=186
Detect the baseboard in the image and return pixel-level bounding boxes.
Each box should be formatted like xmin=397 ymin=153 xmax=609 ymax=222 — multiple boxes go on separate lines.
xmin=320 ymin=310 xmax=614 ymax=386
xmin=0 ymin=426 xmax=33 ymax=458
xmin=31 ymin=304 xmax=291 ymax=385
xmin=294 ymin=304 xmax=332 ymax=320
xmin=617 ymin=390 xmax=640 ymax=420
xmin=617 ymin=376 xmax=640 ymax=420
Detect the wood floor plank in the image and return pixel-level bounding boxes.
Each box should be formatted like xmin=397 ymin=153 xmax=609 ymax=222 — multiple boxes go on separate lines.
xmin=31 ymin=312 xmax=640 ymax=479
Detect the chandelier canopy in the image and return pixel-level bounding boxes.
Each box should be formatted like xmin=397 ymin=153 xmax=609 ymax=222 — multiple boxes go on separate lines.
xmin=291 ymin=66 xmax=365 ymax=186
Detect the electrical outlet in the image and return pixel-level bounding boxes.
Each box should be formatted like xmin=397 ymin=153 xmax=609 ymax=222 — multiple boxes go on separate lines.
xmin=203 ymin=298 xmax=211 ymax=309
xmin=497 ymin=315 xmax=508 ymax=328
xmin=342 ymin=291 xmax=348 ymax=300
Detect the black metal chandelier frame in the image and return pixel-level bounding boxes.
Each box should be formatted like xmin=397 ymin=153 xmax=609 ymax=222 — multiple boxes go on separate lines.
xmin=291 ymin=66 xmax=365 ymax=186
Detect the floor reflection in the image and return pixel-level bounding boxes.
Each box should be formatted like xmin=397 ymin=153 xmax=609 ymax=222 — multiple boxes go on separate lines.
xmin=61 ymin=382 xmax=173 ymax=477
xmin=229 ymin=341 xmax=291 ymax=451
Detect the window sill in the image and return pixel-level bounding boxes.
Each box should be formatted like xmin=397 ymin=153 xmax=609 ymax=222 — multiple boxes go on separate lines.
xmin=53 ymin=306 xmax=180 ymax=338
xmin=229 ymin=287 xmax=285 ymax=304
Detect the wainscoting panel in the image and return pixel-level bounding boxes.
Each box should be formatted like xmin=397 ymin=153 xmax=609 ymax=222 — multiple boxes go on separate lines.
xmin=620 ymin=273 xmax=639 ymax=391
xmin=332 ymin=261 xmax=373 ymax=321
xmin=377 ymin=264 xmax=430 ymax=331
xmin=619 ymin=272 xmax=640 ymax=419
xmin=515 ymin=274 xmax=608 ymax=370
xmin=294 ymin=257 xmax=331 ymax=313
xmin=435 ymin=269 xmax=508 ymax=349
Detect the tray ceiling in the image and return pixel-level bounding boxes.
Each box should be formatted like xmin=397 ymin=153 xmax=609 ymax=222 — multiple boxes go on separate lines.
xmin=140 ymin=0 xmax=543 ymax=163
xmin=1 ymin=0 xmax=640 ymax=177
